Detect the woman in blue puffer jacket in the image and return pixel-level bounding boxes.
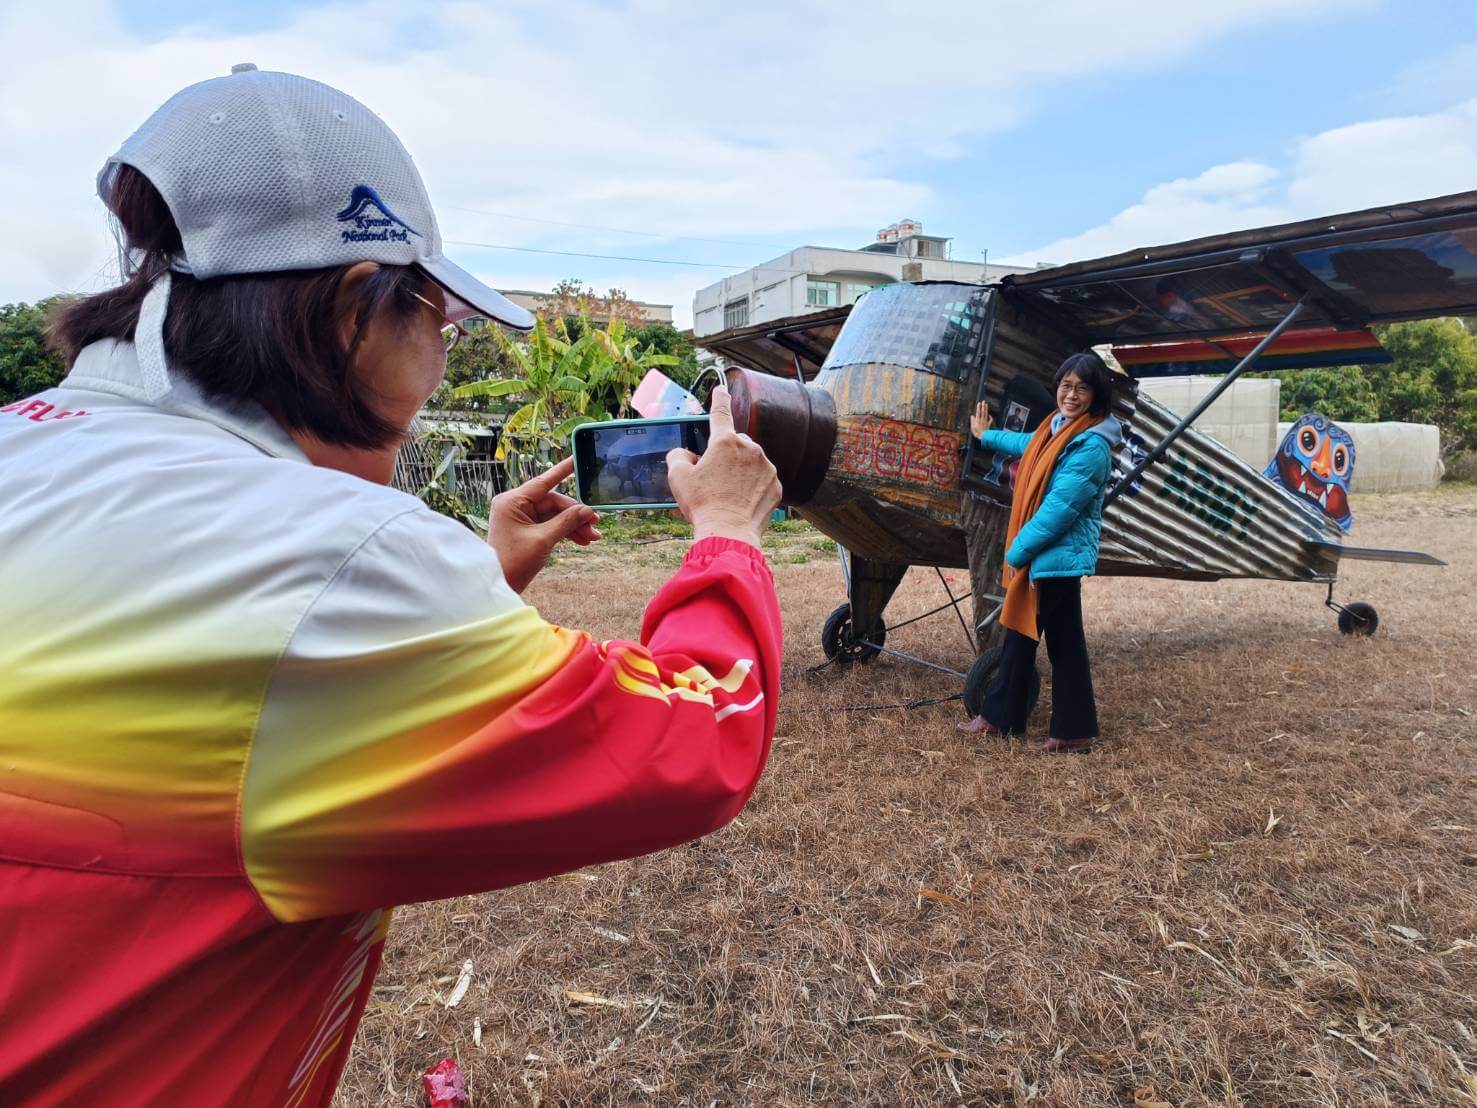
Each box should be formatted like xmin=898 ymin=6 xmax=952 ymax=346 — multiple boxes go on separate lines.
xmin=958 ymin=352 xmax=1121 ymax=752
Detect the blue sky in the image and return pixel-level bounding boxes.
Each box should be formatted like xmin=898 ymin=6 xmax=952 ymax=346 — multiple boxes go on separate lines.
xmin=935 ymin=3 xmax=1477 ymax=260
xmin=4 ymin=1 xmax=1476 ymax=326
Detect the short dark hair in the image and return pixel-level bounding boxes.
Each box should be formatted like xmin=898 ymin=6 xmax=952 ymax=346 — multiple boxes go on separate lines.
xmin=48 ymin=165 xmax=427 ymax=450
xmin=1054 ymin=351 xmax=1114 ymax=417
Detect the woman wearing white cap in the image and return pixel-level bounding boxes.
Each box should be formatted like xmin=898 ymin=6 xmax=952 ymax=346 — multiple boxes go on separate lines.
xmin=0 ymin=67 xmax=782 ymax=1105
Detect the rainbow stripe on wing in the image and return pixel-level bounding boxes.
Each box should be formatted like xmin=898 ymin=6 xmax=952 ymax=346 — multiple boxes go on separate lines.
xmin=1113 ymin=327 xmax=1391 ymax=378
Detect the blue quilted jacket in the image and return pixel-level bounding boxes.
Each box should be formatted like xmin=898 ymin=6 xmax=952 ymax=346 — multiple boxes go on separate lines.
xmin=981 ymin=414 xmax=1122 ymax=580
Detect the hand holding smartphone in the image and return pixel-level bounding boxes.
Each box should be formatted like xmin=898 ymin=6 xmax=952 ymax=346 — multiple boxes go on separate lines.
xmin=571 ymin=386 xmax=781 ymax=548
xmin=572 ymin=415 xmax=711 ymax=509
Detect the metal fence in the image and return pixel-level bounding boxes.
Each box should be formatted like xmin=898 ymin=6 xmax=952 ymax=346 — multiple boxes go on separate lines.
xmin=392 ymin=453 xmax=508 ymax=512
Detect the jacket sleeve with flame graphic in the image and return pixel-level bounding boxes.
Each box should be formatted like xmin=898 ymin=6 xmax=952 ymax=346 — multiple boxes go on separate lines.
xmin=241 ymin=520 xmax=781 ymax=923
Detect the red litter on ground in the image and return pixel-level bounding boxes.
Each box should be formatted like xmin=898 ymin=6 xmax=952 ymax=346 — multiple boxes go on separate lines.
xmin=422 ymin=1058 xmax=470 ymax=1107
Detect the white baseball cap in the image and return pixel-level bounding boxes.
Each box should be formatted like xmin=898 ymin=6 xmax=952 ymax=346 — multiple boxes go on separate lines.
xmin=101 ymin=64 xmax=532 ymax=397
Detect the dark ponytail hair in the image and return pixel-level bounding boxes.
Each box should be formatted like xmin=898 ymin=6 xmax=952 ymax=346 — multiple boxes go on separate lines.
xmin=1054 ymin=351 xmax=1114 ymax=418
xmin=48 ymin=165 xmax=429 ymax=450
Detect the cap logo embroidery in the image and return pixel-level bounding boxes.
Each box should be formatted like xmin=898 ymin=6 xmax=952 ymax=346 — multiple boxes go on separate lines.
xmin=336 ymin=185 xmax=420 ymax=243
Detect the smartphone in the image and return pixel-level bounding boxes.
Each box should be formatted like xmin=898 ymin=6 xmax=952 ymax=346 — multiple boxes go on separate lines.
xmin=571 ymin=416 xmax=711 ymax=510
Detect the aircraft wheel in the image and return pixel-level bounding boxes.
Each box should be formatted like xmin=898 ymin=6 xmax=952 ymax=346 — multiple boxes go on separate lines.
xmin=821 ymin=604 xmax=885 ymax=663
xmin=962 ymin=647 xmax=1041 ymax=720
xmin=1337 ymin=601 xmax=1379 ymax=637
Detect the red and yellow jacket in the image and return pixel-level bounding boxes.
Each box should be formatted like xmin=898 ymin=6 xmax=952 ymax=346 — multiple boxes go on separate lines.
xmin=0 ymin=340 xmax=781 ymax=1105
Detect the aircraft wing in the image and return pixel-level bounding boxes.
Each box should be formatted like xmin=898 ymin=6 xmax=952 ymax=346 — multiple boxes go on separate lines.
xmin=1001 ymin=189 xmax=1477 ymax=374
xmin=697 ymin=305 xmax=851 ymax=378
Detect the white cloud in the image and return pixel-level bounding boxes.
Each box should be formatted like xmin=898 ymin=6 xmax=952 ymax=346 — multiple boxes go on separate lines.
xmin=1381 ymin=41 xmax=1477 ymax=112
xmin=1287 ymin=99 xmax=1477 ymax=214
xmin=1012 ymin=97 xmax=1477 ymax=268
xmin=0 ymin=0 xmax=1360 ymax=317
xmin=1007 ymin=160 xmax=1287 ymax=267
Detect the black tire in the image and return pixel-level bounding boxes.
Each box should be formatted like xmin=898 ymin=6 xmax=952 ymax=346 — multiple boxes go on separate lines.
xmin=1338 ymin=601 xmax=1379 ymax=637
xmin=962 ymin=646 xmax=1041 ymax=720
xmin=821 ymin=603 xmax=885 ymax=663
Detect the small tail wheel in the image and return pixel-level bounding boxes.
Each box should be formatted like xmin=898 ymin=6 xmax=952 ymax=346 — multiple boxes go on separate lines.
xmin=962 ymin=646 xmax=1041 ymax=719
xmin=821 ymin=603 xmax=886 ymax=663
xmin=1337 ymin=601 xmax=1379 ymax=636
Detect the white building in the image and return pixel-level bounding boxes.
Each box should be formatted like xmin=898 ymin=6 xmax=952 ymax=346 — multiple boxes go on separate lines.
xmin=692 ymin=220 xmax=1037 ymax=338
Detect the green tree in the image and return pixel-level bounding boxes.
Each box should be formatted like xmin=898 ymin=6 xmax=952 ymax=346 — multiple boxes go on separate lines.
xmin=450 ymin=313 xmax=683 ymax=484
xmin=629 ymin=320 xmax=700 ymax=388
xmin=450 ymin=317 xmax=609 ymax=484
xmin=585 ymin=316 xmax=681 ymax=417
xmin=1369 ymin=318 xmax=1477 ymax=454
xmin=1274 ymin=318 xmax=1477 ymax=455
xmin=431 ymin=282 xmax=696 ymax=414
xmin=1275 ymin=365 xmax=1380 ymax=423
xmin=0 ymin=299 xmax=68 ymax=405
xmin=428 ymin=321 xmax=523 ymax=415
xmin=542 ymin=279 xmax=650 ymax=330
xmin=540 ymin=282 xmax=698 ymax=386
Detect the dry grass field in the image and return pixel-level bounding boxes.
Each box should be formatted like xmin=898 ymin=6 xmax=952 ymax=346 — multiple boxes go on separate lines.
xmin=337 ymin=487 xmax=1476 ymax=1107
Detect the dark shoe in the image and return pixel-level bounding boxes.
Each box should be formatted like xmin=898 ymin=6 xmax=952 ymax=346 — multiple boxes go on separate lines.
xmin=957 ymin=715 xmax=1006 ymax=737
xmin=1036 ymin=736 xmax=1093 ymax=754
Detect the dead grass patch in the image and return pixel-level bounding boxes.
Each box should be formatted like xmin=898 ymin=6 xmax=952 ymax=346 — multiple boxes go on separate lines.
xmin=337 ymin=488 xmax=1477 ymax=1106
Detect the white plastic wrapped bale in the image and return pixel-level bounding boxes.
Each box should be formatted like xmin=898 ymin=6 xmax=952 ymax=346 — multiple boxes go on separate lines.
xmin=1275 ymin=420 xmax=1445 ymax=492
xmin=1135 ymin=375 xmax=1281 ymax=469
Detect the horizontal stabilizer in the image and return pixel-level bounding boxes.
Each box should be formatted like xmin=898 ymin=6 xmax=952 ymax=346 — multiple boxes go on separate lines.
xmin=1308 ymin=539 xmax=1446 ymax=566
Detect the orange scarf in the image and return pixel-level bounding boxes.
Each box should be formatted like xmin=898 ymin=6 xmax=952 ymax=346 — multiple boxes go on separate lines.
xmin=999 ymin=410 xmax=1104 ymax=640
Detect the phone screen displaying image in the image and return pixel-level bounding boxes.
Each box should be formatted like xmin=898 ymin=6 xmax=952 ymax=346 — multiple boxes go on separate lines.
xmin=573 ymin=417 xmax=710 ymax=508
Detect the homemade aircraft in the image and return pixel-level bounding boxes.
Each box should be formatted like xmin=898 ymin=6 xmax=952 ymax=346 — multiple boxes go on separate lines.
xmin=701 ymin=190 xmax=1469 ymax=715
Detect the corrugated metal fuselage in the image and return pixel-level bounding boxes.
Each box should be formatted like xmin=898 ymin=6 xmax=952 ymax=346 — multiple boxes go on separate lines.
xmin=795 ymin=289 xmax=1344 ymax=585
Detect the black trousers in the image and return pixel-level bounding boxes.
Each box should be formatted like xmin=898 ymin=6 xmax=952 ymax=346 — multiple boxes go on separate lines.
xmin=982 ymin=576 xmax=1098 ymax=740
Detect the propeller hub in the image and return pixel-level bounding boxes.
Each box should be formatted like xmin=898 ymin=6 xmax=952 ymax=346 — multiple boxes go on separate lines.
xmin=724 ymin=366 xmax=837 ymax=506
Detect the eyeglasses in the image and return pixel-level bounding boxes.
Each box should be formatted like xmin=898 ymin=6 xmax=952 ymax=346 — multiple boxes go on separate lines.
xmin=1057 ymin=380 xmax=1092 ymax=396
xmin=412 ymin=292 xmax=468 ymax=354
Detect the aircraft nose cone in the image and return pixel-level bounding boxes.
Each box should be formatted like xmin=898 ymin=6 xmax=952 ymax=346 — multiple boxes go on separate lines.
xmin=725 ymin=366 xmax=837 ymax=506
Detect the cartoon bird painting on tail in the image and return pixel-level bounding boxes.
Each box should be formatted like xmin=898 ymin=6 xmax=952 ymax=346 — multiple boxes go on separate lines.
xmin=1265 ymin=412 xmax=1355 ymax=531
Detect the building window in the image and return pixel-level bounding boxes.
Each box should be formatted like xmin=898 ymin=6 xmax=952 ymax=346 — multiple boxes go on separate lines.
xmin=807 ymin=280 xmax=839 ymax=307
xmin=914 ymin=240 xmax=936 ymax=258
xmin=844 ymin=282 xmax=876 ymax=304
xmin=724 ymin=297 xmax=749 ymax=329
